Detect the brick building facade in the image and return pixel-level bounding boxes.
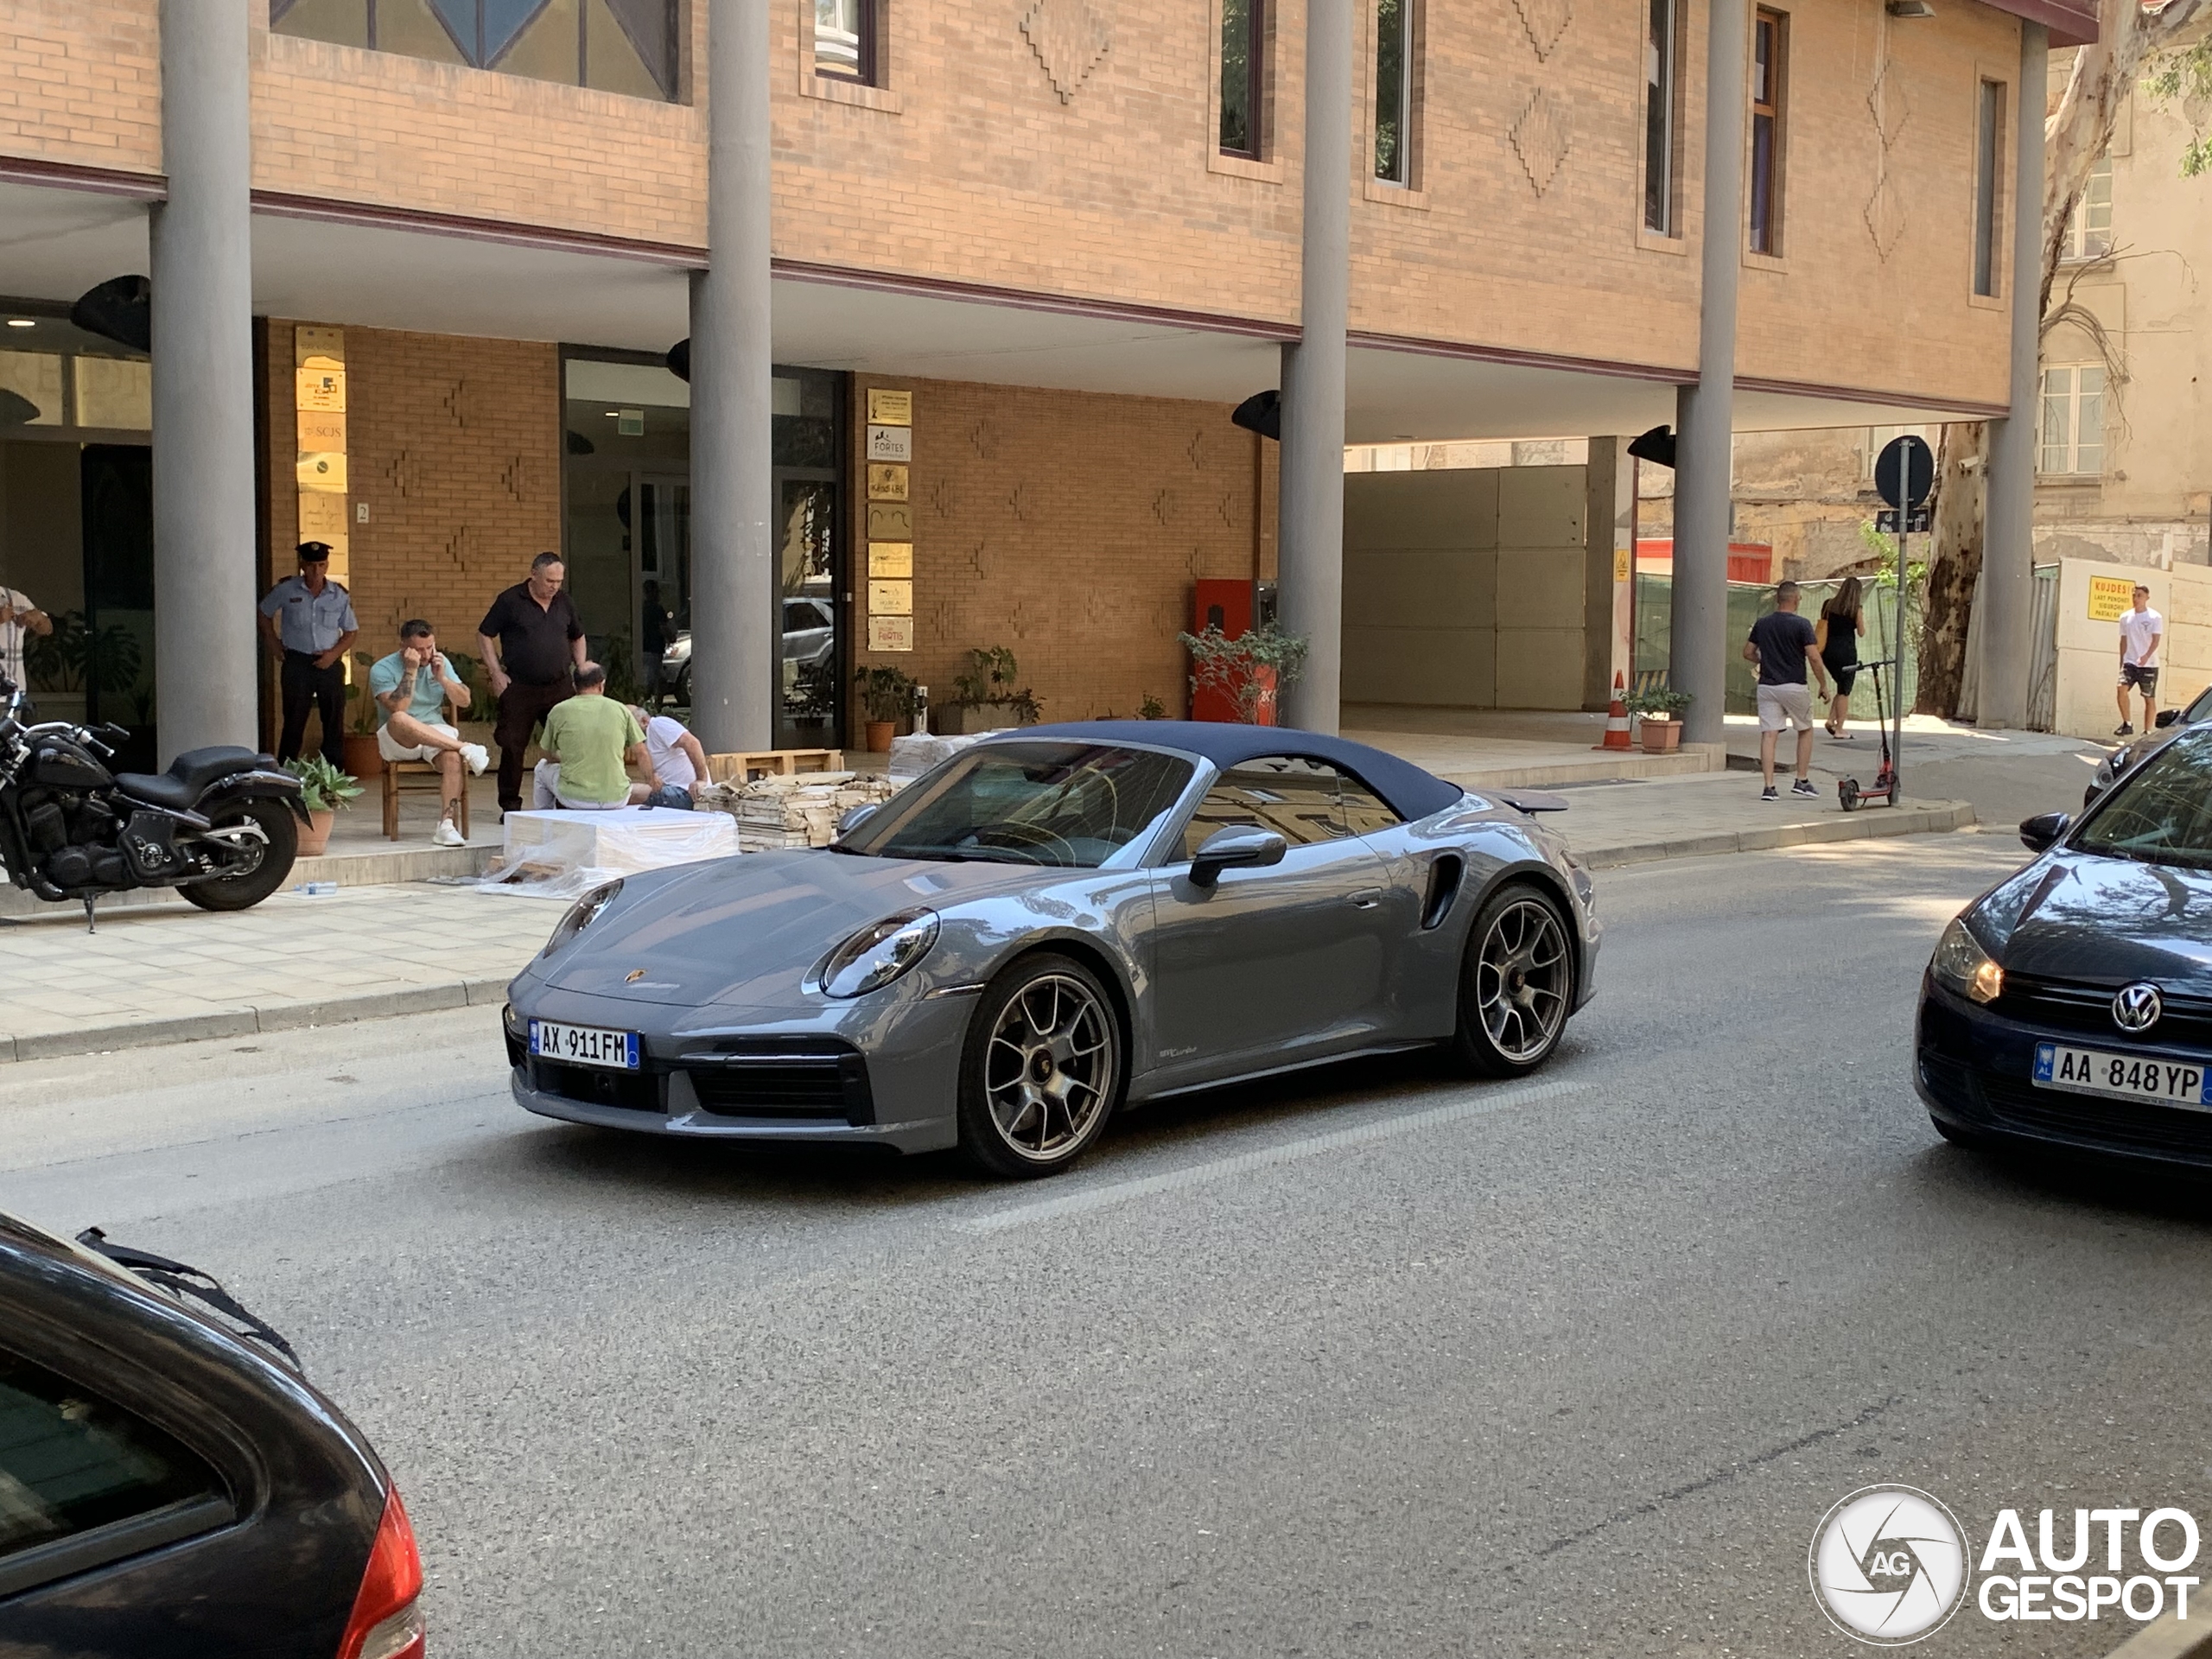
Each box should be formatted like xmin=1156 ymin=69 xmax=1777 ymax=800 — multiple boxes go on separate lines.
xmin=0 ymin=0 xmax=2087 ymax=767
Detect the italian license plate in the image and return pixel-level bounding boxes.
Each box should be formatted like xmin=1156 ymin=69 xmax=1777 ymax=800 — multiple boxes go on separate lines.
xmin=530 ymin=1020 xmax=639 ymax=1071
xmin=2033 ymin=1043 xmax=2212 ymax=1109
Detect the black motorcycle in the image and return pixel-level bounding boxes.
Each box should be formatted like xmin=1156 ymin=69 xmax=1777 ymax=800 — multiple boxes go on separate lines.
xmin=0 ymin=678 xmax=307 ymax=925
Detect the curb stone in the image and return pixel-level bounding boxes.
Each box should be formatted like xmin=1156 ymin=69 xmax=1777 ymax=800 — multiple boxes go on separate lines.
xmin=0 ymin=976 xmax=516 ymax=1065
xmin=1576 ymin=802 xmax=1974 ymax=870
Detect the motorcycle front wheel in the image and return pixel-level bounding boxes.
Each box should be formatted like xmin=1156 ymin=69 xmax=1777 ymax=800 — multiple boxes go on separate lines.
xmin=179 ymin=799 xmax=299 ymax=912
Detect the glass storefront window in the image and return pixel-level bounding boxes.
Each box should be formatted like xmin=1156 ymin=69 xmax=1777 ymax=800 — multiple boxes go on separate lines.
xmin=0 ymin=353 xmax=63 ymax=427
xmin=560 ymin=354 xmax=846 ymax=748
xmin=73 ymin=358 xmax=152 ymax=432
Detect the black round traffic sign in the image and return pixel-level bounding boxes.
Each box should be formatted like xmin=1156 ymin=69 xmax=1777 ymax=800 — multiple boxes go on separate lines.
xmin=1875 ymin=435 xmax=1935 ymax=511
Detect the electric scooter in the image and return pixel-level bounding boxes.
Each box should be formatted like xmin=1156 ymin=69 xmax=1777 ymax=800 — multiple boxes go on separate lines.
xmin=1836 ymin=658 xmax=1899 ymax=810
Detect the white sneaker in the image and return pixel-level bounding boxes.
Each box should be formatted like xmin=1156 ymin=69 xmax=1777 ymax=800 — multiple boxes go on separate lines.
xmin=432 ymin=817 xmax=467 ymax=848
xmin=460 ymin=742 xmax=490 ymax=776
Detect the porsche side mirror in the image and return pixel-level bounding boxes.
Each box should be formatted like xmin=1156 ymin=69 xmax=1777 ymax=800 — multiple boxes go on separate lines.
xmin=2156 ymin=709 xmax=2181 ymax=728
xmin=2018 ymin=810 xmax=2069 ymax=855
xmin=1190 ymin=825 xmax=1287 ymax=887
xmin=835 ymin=803 xmax=879 ymax=838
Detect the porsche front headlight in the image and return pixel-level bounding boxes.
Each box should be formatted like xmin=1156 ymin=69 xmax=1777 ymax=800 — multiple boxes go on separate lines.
xmin=1931 ymin=915 xmax=2003 ymax=1004
xmin=541 ymin=879 xmax=623 ymax=959
xmin=820 ymin=908 xmax=938 ymax=999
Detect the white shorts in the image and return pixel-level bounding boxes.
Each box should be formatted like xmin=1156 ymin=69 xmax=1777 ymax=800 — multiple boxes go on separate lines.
xmin=1757 ymin=683 xmax=1815 ymax=733
xmin=378 ymin=721 xmax=459 ymax=762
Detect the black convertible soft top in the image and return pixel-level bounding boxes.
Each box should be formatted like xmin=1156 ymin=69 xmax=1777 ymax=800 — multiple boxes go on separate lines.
xmin=1008 ymin=721 xmax=1467 ymax=825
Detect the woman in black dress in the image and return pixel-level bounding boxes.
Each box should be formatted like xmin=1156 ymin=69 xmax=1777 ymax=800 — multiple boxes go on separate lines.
xmin=1815 ymin=577 xmax=1866 ymax=737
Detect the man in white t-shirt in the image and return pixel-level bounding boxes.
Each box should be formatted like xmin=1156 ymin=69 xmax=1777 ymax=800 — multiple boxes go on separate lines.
xmin=0 ymin=587 xmax=54 ymax=696
xmin=2117 ymin=583 xmax=2164 ymax=736
xmin=629 ymin=705 xmax=709 ymax=798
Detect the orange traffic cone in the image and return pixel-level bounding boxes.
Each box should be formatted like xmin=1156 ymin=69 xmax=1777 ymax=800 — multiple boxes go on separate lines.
xmin=1599 ymin=671 xmax=1632 ymax=751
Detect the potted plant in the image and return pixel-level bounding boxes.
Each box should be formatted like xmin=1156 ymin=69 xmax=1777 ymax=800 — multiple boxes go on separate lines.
xmin=1625 ymin=687 xmax=1692 ymax=753
xmin=1178 ymin=623 xmax=1309 ymax=725
xmin=936 ymin=646 xmax=1045 ymax=734
xmin=343 ymin=652 xmax=384 ymax=780
xmin=282 ymin=754 xmax=362 ymax=856
xmin=854 ymin=664 xmax=919 ymax=753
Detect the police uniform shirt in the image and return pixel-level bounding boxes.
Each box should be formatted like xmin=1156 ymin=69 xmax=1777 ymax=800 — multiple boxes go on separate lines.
xmin=259 ymin=575 xmax=358 ymax=655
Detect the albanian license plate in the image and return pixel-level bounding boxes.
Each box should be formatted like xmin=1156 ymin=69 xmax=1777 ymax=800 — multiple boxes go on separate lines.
xmin=530 ymin=1020 xmax=639 ymax=1071
xmin=2033 ymin=1043 xmax=2212 ymax=1109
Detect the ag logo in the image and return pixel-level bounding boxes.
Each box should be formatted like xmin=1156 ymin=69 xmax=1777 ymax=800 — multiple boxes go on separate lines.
xmin=1810 ymin=1485 xmax=1970 ymax=1645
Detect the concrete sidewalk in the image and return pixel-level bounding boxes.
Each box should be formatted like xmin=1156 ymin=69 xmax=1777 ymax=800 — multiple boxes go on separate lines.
xmin=0 ymin=767 xmax=1978 ymax=1063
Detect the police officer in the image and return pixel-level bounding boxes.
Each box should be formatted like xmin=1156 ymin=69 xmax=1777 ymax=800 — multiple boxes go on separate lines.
xmin=258 ymin=541 xmax=359 ymax=769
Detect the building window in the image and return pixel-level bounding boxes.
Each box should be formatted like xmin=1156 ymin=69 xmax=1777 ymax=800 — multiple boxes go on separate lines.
xmin=815 ymin=0 xmax=882 ymax=86
xmin=1972 ymin=79 xmax=2004 ymax=296
xmin=1219 ymin=0 xmax=1265 ymax=157
xmin=2065 ymin=154 xmax=2113 ymax=260
xmin=1373 ymin=0 xmax=1414 ymax=184
xmin=2039 ymin=364 xmax=2106 ymax=475
xmin=1749 ymin=9 xmax=1787 ymax=254
xmin=270 ymin=0 xmax=681 ymax=101
xmin=1643 ymin=0 xmax=1680 ymax=232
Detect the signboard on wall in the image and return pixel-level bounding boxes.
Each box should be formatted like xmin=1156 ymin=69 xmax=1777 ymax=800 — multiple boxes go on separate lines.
xmin=868 ymin=464 xmax=909 ymax=500
xmin=868 ymin=614 xmax=914 ymax=652
xmin=867 ymin=388 xmax=912 ymax=426
xmin=868 ymin=543 xmax=913 ymax=579
xmin=2088 ymin=575 xmax=2137 ymax=622
xmin=868 ymin=579 xmax=913 ymax=614
xmin=868 ymin=503 xmax=914 ymax=539
xmin=867 ymin=424 xmax=912 ymax=463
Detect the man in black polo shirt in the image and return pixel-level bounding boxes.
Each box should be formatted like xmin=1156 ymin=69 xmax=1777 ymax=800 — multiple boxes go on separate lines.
xmin=477 ymin=552 xmax=587 ymax=814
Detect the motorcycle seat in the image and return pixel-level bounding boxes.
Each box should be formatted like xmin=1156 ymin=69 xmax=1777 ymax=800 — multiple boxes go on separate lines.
xmin=115 ymin=747 xmax=274 ymax=812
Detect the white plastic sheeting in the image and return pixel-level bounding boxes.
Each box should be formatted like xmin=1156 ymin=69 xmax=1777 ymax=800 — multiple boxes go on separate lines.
xmin=474 ymin=806 xmax=740 ymax=900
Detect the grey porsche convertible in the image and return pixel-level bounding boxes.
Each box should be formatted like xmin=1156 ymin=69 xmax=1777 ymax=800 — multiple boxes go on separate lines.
xmin=504 ymin=721 xmax=1599 ymax=1178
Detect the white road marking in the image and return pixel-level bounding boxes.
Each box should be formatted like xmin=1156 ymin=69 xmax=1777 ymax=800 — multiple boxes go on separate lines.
xmin=954 ymin=1075 xmax=1593 ymax=1235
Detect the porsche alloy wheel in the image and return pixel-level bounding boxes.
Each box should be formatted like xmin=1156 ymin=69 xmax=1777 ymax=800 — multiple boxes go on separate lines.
xmin=1452 ymin=884 xmax=1573 ymax=1077
xmin=958 ymin=954 xmax=1122 ymax=1178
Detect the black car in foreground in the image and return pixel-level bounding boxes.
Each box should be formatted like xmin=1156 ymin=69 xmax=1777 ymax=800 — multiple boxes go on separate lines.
xmin=1920 ymin=725 xmax=2212 ymax=1169
xmin=0 ymin=1211 xmax=423 ymax=1659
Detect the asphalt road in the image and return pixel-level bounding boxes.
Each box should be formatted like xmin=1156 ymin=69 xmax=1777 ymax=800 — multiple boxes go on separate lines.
xmin=5 ymin=831 xmax=2209 ymax=1658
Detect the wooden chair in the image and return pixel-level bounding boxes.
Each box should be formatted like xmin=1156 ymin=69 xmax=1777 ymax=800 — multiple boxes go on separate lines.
xmin=382 ymin=757 xmax=468 ymax=842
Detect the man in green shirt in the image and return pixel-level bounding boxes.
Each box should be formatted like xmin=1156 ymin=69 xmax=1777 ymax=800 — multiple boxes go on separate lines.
xmin=531 ymin=663 xmax=652 ymax=810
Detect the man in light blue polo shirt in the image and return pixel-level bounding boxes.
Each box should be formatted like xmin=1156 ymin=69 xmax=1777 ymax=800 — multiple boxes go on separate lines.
xmin=370 ymin=619 xmax=488 ymax=847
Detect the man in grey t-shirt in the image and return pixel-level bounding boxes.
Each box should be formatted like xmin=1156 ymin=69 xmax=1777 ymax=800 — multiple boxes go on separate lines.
xmin=1744 ymin=581 xmax=1832 ymax=804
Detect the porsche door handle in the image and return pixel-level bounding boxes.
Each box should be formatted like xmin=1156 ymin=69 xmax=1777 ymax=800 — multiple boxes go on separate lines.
xmin=1347 ymin=888 xmax=1383 ymax=910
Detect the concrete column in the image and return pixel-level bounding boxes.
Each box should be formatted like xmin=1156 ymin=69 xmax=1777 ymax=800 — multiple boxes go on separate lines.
xmin=150 ymin=0 xmax=257 ymax=763
xmin=1669 ymin=0 xmax=1750 ymax=748
xmin=688 ymin=0 xmax=775 ymax=753
xmin=1276 ymin=0 xmax=1353 ymax=734
xmin=1979 ymin=21 xmax=2049 ymax=730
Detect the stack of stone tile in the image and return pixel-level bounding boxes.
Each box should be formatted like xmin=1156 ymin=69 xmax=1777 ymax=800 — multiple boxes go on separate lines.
xmin=696 ymin=772 xmax=897 ymax=852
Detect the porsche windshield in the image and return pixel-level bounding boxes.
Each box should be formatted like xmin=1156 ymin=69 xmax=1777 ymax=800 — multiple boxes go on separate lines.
xmin=842 ymin=742 xmax=1194 ymax=868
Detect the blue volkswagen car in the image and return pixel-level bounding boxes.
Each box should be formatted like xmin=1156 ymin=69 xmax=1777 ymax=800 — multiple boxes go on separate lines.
xmin=1918 ymin=725 xmax=2212 ymax=1167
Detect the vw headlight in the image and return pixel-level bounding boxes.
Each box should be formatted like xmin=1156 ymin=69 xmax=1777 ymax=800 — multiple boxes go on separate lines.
xmin=820 ymin=908 xmax=938 ymax=999
xmin=1931 ymin=915 xmax=2003 ymax=1004
xmin=541 ymin=879 xmax=623 ymax=959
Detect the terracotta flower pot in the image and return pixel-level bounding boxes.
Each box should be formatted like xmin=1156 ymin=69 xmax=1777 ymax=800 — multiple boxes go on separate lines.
xmin=864 ymin=720 xmax=895 ymax=753
xmin=1639 ymin=717 xmax=1683 ymax=754
xmin=297 ymin=808 xmax=335 ymax=856
xmin=342 ymin=732 xmax=383 ymax=779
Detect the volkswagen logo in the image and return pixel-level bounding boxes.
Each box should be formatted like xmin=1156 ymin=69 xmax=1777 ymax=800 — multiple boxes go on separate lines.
xmin=2113 ymin=982 xmax=2164 ymax=1034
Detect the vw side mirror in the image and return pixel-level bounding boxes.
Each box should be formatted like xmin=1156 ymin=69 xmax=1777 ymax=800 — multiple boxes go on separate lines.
xmin=2018 ymin=810 xmax=2069 ymax=855
xmin=2156 ymin=709 xmax=2181 ymax=729
xmin=1189 ymin=825 xmax=1287 ymax=887
xmin=835 ymin=803 xmax=879 ymax=839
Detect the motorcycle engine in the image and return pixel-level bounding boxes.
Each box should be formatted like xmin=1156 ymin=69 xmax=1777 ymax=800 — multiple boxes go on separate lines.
xmin=20 ymin=785 xmax=129 ymax=890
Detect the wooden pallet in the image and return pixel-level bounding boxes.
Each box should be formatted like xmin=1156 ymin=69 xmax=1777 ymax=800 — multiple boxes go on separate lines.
xmin=702 ymin=747 xmax=845 ymax=785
